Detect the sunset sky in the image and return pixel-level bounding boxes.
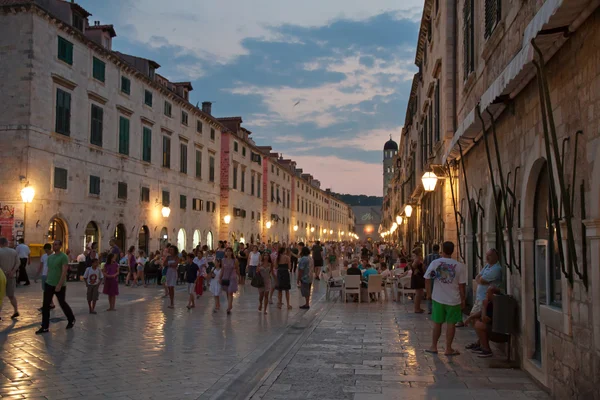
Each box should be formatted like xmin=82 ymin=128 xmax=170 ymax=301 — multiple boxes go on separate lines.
xmin=79 ymin=0 xmax=422 ymax=195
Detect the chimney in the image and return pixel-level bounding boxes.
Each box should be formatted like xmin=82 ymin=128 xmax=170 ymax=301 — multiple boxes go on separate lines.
xmin=202 ymin=102 xmax=212 ymax=115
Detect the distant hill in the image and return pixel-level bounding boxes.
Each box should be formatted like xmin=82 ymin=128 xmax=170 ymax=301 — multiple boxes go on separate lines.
xmin=332 ymin=193 xmax=383 ymax=207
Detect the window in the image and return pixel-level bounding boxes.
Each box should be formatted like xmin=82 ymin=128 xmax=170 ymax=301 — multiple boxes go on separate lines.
xmin=118 ymin=182 xmax=127 ymax=200
xmin=142 ymin=127 xmax=152 ymax=162
xmin=121 ymin=76 xmax=130 ymax=95
xmin=210 ymin=128 xmax=215 ymax=141
xmin=195 ymin=149 xmax=202 ymax=178
xmin=242 ymin=147 xmax=246 ymax=157
xmin=257 ymin=212 xmax=261 ymax=221
xmin=162 ymin=190 xmax=170 ymax=206
xmin=182 ymin=111 xmax=188 ymax=126
xmin=197 ymin=120 xmax=203 ymax=134
xmin=463 ymin=0 xmax=475 ymax=79
xmin=251 ymin=211 xmax=255 ymax=220
xmin=271 ymin=182 xmax=275 ymax=202
xmin=297 ymin=195 xmax=300 ymax=211
xmin=427 ymin=18 xmax=432 ymax=42
xmin=251 ymin=174 xmax=255 ymax=195
xmin=72 ymin=12 xmax=84 ymax=31
xmin=428 ymin=103 xmax=433 ymax=155
xmin=55 ymin=89 xmax=71 ymax=135
xmin=54 ymin=167 xmax=68 ymax=189
xmin=144 ymin=90 xmax=153 ymax=107
xmin=434 ymin=81 xmax=440 ymax=143
xmin=192 ymin=198 xmax=203 ymax=211
xmin=162 ymin=136 xmax=171 ymax=168
xmin=287 ymin=191 xmax=290 ymax=209
xmin=234 ymin=141 xmax=239 ymax=152
xmin=164 ymin=101 xmax=172 ymax=117
xmin=90 ymin=104 xmax=103 ymax=146
xmin=140 ymin=186 xmax=150 ymax=203
xmin=484 ymin=0 xmax=501 ymax=39
xmin=241 ymin=169 xmax=245 ymax=192
xmin=180 ymin=143 xmax=187 ymax=174
xmin=209 ymin=156 xmax=215 ymax=182
xmin=89 ymin=175 xmax=100 ymax=195
xmin=180 ymin=194 xmax=187 ymax=210
xmin=118 ymin=116 xmax=130 ymax=155
xmin=257 ymin=174 xmax=261 ymax=198
xmin=92 ymin=57 xmax=105 ymax=82
xmin=57 ymin=37 xmax=73 ymax=65
xmin=271 ymin=165 xmax=274 ymax=173
xmin=233 ymin=165 xmax=238 ymax=189
xmin=276 ymin=168 xmax=279 ymax=176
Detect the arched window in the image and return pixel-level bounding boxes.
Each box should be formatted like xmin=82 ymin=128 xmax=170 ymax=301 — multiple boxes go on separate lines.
xmin=192 ymin=230 xmax=201 ymax=249
xmin=177 ymin=228 xmax=186 ymax=251
xmin=138 ymin=226 xmax=149 ymax=255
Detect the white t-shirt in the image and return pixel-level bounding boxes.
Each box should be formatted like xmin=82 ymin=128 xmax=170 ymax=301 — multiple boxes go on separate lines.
xmin=40 ymin=253 xmax=49 ymax=276
xmin=77 ymin=253 xmax=86 ymax=262
xmin=83 ymin=267 xmax=104 ymax=285
xmin=425 ymin=257 xmax=467 ymax=306
xmin=16 ymin=243 xmax=30 ymax=259
xmin=249 ymin=251 xmax=260 ymax=266
xmin=136 ymin=256 xmax=148 ymax=266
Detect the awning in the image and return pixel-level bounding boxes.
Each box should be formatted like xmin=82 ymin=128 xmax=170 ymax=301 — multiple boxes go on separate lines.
xmin=443 ymin=0 xmax=598 ymax=163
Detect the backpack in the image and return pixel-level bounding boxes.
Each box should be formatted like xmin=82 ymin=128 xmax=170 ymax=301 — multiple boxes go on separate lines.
xmin=251 ymin=271 xmax=264 ymax=288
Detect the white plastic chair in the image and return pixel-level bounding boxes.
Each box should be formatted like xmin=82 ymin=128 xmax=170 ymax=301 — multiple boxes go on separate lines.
xmin=367 ymin=275 xmax=384 ymax=301
xmin=326 ymin=270 xmax=343 ymax=300
xmin=399 ymin=276 xmax=415 ymax=304
xmin=343 ymin=275 xmax=361 ymax=303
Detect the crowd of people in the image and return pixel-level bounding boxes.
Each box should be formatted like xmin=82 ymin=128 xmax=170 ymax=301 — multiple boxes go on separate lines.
xmin=0 ymin=236 xmax=504 ymax=359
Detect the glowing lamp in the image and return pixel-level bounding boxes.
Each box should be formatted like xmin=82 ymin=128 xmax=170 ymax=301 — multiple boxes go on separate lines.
xmin=21 ymin=185 xmax=35 ymax=203
xmin=266 ymin=221 xmax=272 ymax=229
xmin=293 ymin=225 xmax=298 ymax=231
xmin=421 ymin=171 xmax=438 ymax=192
xmin=161 ymin=206 xmax=171 ymax=218
xmin=223 ymin=214 xmax=231 ymax=224
xmin=405 ymin=205 xmax=413 ymax=218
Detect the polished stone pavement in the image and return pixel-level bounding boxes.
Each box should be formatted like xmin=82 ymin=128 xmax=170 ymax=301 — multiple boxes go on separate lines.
xmin=0 ymin=277 xmax=548 ymax=400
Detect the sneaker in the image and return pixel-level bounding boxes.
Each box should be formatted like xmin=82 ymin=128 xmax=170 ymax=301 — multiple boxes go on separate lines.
xmin=66 ymin=319 xmax=76 ymax=329
xmin=465 ymin=342 xmax=480 ymax=350
xmin=35 ymin=328 xmax=49 ymax=335
xmin=470 ymin=347 xmax=484 ymax=353
xmin=10 ymin=312 xmax=20 ymax=320
xmin=477 ymin=349 xmax=493 ymax=358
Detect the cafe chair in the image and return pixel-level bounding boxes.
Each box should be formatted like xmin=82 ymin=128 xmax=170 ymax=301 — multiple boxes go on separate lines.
xmin=399 ymin=276 xmax=415 ymax=304
xmin=367 ymin=275 xmax=384 ymax=301
xmin=343 ymin=275 xmax=361 ymax=303
xmin=326 ymin=270 xmax=343 ymax=301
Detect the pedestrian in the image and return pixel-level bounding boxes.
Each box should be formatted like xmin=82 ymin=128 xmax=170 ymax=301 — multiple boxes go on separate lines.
xmin=164 ymin=245 xmax=179 ymax=309
xmin=425 ymin=241 xmax=466 ymax=356
xmin=210 ymin=260 xmax=222 ymax=312
xmin=36 ymin=239 xmax=75 ymax=334
xmin=248 ymin=245 xmax=260 ymax=280
xmin=289 ymin=243 xmax=299 ymax=274
xmin=136 ymin=250 xmax=147 ymax=287
xmin=109 ymin=238 xmax=121 ymax=258
xmin=276 ymin=246 xmax=292 ymax=310
xmin=83 ymin=258 xmax=103 ymax=314
xmin=237 ymin=243 xmax=248 ymax=285
xmin=36 ymin=243 xmax=55 ymax=311
xmin=102 ymin=253 xmax=119 ymax=311
xmin=0 ymin=268 xmax=5 ymax=321
xmin=257 ymin=253 xmax=272 ymax=314
xmin=193 ymin=250 xmax=207 ymax=298
xmin=15 ymin=238 xmax=31 ymax=286
xmin=0 ymin=237 xmax=20 ymax=320
xmin=424 ymin=244 xmax=441 ymax=315
xmin=311 ymin=240 xmax=323 ymax=280
xmin=411 ymin=247 xmax=426 ymax=313
xmin=297 ymin=246 xmax=312 ymax=309
xmin=215 ymin=241 xmax=226 ymax=262
xmin=185 ymin=253 xmax=199 ymax=309
xmin=125 ymin=246 xmax=137 ymax=287
xmin=220 ymin=247 xmax=240 ymax=315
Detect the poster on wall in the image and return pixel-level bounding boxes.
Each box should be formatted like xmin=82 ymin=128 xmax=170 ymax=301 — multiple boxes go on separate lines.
xmin=0 ymin=201 xmax=25 ymax=247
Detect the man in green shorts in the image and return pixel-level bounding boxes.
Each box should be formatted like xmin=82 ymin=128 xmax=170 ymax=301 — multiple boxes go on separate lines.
xmin=424 ymin=241 xmax=466 ymax=356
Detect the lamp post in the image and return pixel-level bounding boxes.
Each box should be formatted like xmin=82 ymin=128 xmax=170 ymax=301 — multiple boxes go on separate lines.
xmin=421 ymin=171 xmax=438 ymax=192
xmin=405 ymin=204 xmax=413 ymax=218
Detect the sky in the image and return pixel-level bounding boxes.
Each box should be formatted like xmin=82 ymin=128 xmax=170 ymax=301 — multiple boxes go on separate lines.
xmin=79 ymin=0 xmax=422 ymax=196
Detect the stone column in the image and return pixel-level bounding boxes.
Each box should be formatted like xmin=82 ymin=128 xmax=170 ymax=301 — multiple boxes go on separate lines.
xmin=583 ymin=219 xmax=600 ymax=352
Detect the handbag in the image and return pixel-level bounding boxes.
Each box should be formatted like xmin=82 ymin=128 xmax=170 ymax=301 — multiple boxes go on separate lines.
xmin=251 ymin=272 xmax=265 ymax=288
xmin=221 ymin=279 xmax=230 ymax=287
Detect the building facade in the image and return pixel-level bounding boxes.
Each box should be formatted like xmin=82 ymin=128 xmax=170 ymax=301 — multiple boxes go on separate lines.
xmin=389 ymin=0 xmax=600 ymax=397
xmin=0 ymin=0 xmax=355 ymax=255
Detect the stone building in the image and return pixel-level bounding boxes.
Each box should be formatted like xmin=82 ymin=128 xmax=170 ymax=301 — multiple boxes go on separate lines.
xmin=392 ymin=0 xmax=600 ymax=397
xmin=0 ymin=0 xmax=355 ymax=254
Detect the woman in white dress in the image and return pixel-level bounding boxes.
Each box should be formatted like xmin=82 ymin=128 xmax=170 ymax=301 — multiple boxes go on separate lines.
xmin=210 ymin=260 xmax=222 ymax=312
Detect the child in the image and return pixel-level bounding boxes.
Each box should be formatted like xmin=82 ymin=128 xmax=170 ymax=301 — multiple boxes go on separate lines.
xmin=161 ymin=261 xmax=169 ymax=297
xmin=136 ymin=250 xmax=148 ymax=288
xmin=209 ymin=260 xmax=222 ymax=312
xmin=36 ymin=243 xmax=55 ymax=311
xmin=83 ymin=258 xmax=104 ymax=314
xmin=185 ymin=253 xmax=199 ymax=309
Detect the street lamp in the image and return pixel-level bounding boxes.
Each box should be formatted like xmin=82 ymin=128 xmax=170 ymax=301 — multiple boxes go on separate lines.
xmin=161 ymin=206 xmax=171 ymax=218
xmin=293 ymin=225 xmax=298 ymax=231
xmin=224 ymin=214 xmax=231 ymax=224
xmin=266 ymin=221 xmax=272 ymax=229
xmin=310 ymin=227 xmax=315 ymax=233
xmin=341 ymin=231 xmax=344 ymax=236
xmin=405 ymin=204 xmax=413 ymax=218
xmin=21 ymin=185 xmax=35 ymax=203
xmin=329 ymin=229 xmax=333 ymax=234
xmin=323 ymin=228 xmax=327 ymax=234
xmin=395 ymin=215 xmax=402 ymax=225
xmin=421 ymin=171 xmax=438 ymax=192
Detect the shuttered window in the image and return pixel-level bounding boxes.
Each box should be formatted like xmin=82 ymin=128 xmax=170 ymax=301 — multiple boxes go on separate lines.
xmin=162 ymin=190 xmax=170 ymax=207
xmin=434 ymin=81 xmax=440 ymax=143
xmin=142 ymin=127 xmax=152 ymax=162
xmin=89 ymin=175 xmax=100 ymax=195
xmin=484 ymin=0 xmax=501 ymax=39
xmin=164 ymin=101 xmax=172 ymax=117
xmin=233 ymin=165 xmax=238 ymax=189
xmin=90 ymin=104 xmax=103 ymax=146
xmin=140 ymin=186 xmax=150 ymax=203
xmin=180 ymin=143 xmax=187 ymax=174
xmin=57 ymin=37 xmax=73 ymax=65
xmin=118 ymin=182 xmax=127 ymax=200
xmin=121 ymin=76 xmax=131 ymax=95
xmin=195 ymin=149 xmax=202 ymax=178
xmin=144 ymin=90 xmax=153 ymax=107
xmin=180 ymin=194 xmax=187 ymax=210
xmin=463 ymin=0 xmax=475 ymax=79
xmin=209 ymin=156 xmax=215 ymax=182
xmin=428 ymin=103 xmax=433 ymax=155
xmin=162 ymin=136 xmax=171 ymax=168
xmin=92 ymin=57 xmax=105 ymax=82
xmin=118 ymin=116 xmax=130 ymax=155
xmin=55 ymin=89 xmax=71 ymax=135
xmin=54 ymin=167 xmax=68 ymax=189
xmin=241 ymin=169 xmax=246 ymax=192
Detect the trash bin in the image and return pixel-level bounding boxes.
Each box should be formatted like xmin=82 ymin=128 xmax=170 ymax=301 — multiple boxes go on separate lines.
xmin=492 ymin=294 xmax=518 ymax=335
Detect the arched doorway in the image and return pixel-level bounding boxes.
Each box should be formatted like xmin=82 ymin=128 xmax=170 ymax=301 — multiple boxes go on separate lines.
xmin=250 ymin=234 xmax=254 ymax=244
xmin=192 ymin=230 xmax=201 ymax=249
xmin=206 ymin=231 xmax=214 ymax=250
xmin=177 ymin=228 xmax=186 ymax=251
xmin=114 ymin=223 xmax=126 ymax=251
xmin=138 ymin=226 xmax=149 ymax=255
xmin=159 ymin=227 xmax=168 ymax=250
xmin=47 ymin=216 xmax=68 ymax=247
xmin=84 ymin=221 xmax=100 ymax=252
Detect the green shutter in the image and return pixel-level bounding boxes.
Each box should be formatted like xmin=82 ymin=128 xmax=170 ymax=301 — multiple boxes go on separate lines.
xmin=58 ymin=37 xmax=73 ymax=65
xmin=55 ymin=89 xmax=71 ymax=135
xmin=121 ymin=76 xmax=130 ymax=95
xmin=90 ymin=104 xmax=103 ymax=146
xmin=93 ymin=57 xmax=105 ymax=82
xmin=119 ymin=116 xmax=130 ymax=155
xmin=195 ymin=150 xmax=202 ymax=178
xmin=142 ymin=127 xmax=152 ymax=162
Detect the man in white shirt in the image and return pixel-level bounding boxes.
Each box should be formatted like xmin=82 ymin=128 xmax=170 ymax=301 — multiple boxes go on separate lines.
xmin=424 ymin=241 xmax=466 ymax=356
xmin=15 ymin=238 xmax=31 ymax=286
